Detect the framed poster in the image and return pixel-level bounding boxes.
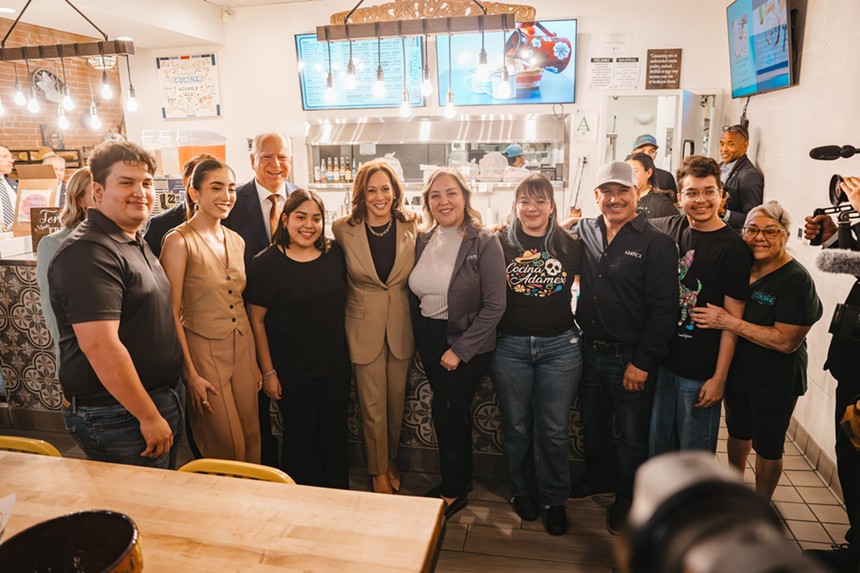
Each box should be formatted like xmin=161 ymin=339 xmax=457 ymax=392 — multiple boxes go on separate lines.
xmin=157 ymin=54 xmax=222 ymax=118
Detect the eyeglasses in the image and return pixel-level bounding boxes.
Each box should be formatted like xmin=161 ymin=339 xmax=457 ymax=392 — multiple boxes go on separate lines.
xmin=722 ymin=125 xmax=749 ymax=139
xmin=681 ymin=189 xmax=720 ymax=201
xmin=742 ymin=226 xmax=784 ymax=239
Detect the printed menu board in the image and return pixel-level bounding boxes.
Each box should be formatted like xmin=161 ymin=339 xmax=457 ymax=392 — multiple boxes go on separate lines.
xmin=726 ymin=0 xmax=792 ymax=98
xmin=296 ymin=34 xmax=424 ymax=110
xmin=436 ymin=19 xmax=576 ymax=107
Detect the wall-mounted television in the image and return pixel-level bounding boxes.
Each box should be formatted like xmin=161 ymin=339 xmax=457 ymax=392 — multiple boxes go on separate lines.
xmin=436 ymin=19 xmax=576 ymax=107
xmin=296 ymin=34 xmax=424 ymax=111
xmin=726 ymin=0 xmax=794 ymax=98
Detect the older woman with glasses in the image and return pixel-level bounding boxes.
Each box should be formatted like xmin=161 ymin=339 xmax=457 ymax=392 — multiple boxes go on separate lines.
xmin=691 ymin=201 xmax=822 ymax=499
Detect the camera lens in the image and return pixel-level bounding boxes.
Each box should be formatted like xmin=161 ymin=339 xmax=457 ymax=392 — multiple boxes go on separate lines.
xmin=830 ymin=174 xmax=848 ymax=206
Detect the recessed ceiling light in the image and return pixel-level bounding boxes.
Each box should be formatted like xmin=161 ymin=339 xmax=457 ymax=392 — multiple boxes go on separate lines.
xmin=0 ymin=7 xmax=17 ymax=14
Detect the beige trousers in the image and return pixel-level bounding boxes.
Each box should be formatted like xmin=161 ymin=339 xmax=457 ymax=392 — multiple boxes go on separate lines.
xmin=354 ymin=341 xmax=411 ymax=475
xmin=185 ymin=329 xmax=261 ymax=463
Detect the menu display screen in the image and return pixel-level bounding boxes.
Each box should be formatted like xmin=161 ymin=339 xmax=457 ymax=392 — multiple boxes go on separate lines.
xmin=296 ymin=34 xmax=425 ymax=110
xmin=436 ymin=19 xmax=576 ymax=107
xmin=726 ymin=0 xmax=792 ymax=98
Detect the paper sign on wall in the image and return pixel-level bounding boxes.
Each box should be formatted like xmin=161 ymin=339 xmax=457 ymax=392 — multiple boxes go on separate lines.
xmin=573 ymin=111 xmax=598 ymax=142
xmin=646 ymin=49 xmax=682 ymax=90
xmin=157 ymin=54 xmax=222 ymax=119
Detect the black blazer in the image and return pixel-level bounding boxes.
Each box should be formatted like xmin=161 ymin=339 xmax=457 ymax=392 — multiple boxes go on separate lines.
xmin=224 ymin=178 xmax=298 ymax=270
xmin=144 ymin=203 xmax=188 ymax=258
xmin=723 ymin=155 xmax=764 ymax=229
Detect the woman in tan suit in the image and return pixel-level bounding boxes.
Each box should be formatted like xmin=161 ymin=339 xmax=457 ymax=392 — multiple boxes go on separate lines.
xmin=332 ymin=159 xmax=419 ymax=493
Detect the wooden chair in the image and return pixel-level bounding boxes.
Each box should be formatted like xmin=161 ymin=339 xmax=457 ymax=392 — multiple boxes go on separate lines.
xmin=178 ymin=458 xmax=296 ymax=484
xmin=0 ymin=436 xmax=62 ymax=457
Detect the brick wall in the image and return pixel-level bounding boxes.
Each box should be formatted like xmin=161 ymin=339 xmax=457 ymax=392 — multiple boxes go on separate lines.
xmin=0 ymin=18 xmax=125 ymax=169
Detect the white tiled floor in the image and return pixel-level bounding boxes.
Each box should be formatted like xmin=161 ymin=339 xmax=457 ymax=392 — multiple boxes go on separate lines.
xmin=3 ymin=419 xmax=849 ymax=571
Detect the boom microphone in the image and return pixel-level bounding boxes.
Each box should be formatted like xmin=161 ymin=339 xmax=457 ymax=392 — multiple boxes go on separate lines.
xmin=817 ymin=249 xmax=860 ymax=277
xmin=809 ymin=145 xmax=860 ymax=161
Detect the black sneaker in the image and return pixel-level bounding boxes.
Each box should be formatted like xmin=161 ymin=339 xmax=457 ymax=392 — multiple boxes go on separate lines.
xmin=805 ymin=544 xmax=858 ymax=572
xmin=570 ymin=479 xmax=613 ymax=500
xmin=543 ymin=505 xmax=568 ymax=536
xmin=511 ymin=495 xmax=539 ymax=521
xmin=607 ymin=499 xmax=631 ymax=535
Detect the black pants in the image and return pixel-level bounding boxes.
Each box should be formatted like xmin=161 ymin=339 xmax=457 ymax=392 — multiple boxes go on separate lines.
xmin=279 ymin=369 xmax=350 ymax=489
xmin=258 ymin=392 xmax=280 ymax=468
xmin=836 ymin=374 xmax=860 ymax=547
xmin=416 ymin=316 xmax=491 ymax=498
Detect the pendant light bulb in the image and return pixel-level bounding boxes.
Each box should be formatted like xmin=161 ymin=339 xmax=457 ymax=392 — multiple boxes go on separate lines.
xmin=444 ymin=90 xmax=456 ymax=119
xmin=61 ymin=85 xmax=75 ymax=111
xmin=89 ymin=102 xmax=102 ymax=130
xmin=100 ymin=71 xmax=113 ymax=100
xmin=126 ymin=85 xmax=138 ymax=112
xmin=497 ymin=68 xmax=512 ymax=99
xmin=57 ymin=107 xmax=70 ymax=130
xmin=27 ymin=87 xmax=40 ymax=113
xmin=324 ymin=73 xmax=336 ymax=103
xmin=345 ymin=60 xmax=356 ymax=91
xmin=421 ymin=67 xmax=433 ymax=97
xmin=399 ymin=90 xmax=411 ymax=118
xmin=13 ymin=79 xmax=25 ymax=106
xmin=476 ymin=48 xmax=490 ymax=82
xmin=0 ymin=97 xmax=5 ymax=117
xmin=373 ymin=66 xmax=386 ymax=99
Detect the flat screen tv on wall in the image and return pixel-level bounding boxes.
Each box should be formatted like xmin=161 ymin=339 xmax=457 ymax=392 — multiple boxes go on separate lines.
xmin=436 ymin=19 xmax=576 ymax=107
xmin=296 ymin=34 xmax=425 ymax=111
xmin=726 ymin=0 xmax=795 ymax=98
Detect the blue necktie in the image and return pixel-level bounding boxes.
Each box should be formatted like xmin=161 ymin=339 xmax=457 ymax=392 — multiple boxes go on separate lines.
xmin=0 ymin=178 xmax=14 ymax=230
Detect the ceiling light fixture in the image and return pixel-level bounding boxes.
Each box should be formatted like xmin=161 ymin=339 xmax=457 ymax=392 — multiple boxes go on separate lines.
xmin=399 ymin=36 xmax=411 ymax=118
xmin=445 ymin=31 xmax=456 ymax=119
xmin=124 ymin=55 xmax=138 ymax=112
xmin=324 ymin=27 xmax=336 ymax=103
xmin=373 ymin=24 xmax=386 ymax=99
xmin=59 ymin=57 xmax=75 ymax=110
xmin=420 ymin=21 xmax=432 ymax=98
xmin=12 ymin=63 xmax=25 ymax=106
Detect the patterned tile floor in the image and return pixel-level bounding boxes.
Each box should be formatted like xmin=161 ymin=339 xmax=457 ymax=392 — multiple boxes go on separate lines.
xmin=2 ymin=419 xmax=848 ymax=572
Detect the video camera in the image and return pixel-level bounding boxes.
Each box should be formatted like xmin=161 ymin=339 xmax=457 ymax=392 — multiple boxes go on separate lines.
xmin=808 ymin=145 xmax=860 ymax=342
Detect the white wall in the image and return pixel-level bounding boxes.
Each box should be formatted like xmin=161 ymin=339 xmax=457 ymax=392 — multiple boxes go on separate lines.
xmin=120 ymin=1 xmax=858 ymax=463
xmin=723 ymin=0 xmax=860 ymax=463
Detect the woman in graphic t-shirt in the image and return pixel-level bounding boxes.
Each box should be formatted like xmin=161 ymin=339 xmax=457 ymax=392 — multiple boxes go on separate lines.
xmin=490 ymin=173 xmax=583 ymax=536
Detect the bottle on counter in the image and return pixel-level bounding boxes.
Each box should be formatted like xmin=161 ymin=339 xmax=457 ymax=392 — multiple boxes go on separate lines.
xmin=345 ymin=158 xmax=353 ymax=183
xmin=337 ymin=157 xmax=344 ymax=183
xmin=326 ymin=158 xmax=334 ymax=183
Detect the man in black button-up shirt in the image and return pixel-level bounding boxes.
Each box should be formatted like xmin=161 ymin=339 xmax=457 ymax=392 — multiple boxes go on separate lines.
xmin=571 ymin=160 xmax=677 ymax=534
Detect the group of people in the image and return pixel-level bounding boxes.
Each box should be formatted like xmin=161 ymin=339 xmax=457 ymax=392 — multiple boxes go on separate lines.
xmin=28 ymin=131 xmax=848 ymax=545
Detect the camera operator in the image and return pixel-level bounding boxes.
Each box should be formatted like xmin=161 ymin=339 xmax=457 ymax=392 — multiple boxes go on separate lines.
xmin=804 ymin=175 xmax=860 ymax=572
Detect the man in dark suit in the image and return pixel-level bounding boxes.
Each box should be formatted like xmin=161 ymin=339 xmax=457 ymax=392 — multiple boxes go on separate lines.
xmin=632 ymin=134 xmax=677 ymax=193
xmin=718 ymin=124 xmax=764 ymax=230
xmin=144 ymin=153 xmax=217 ymax=258
xmin=224 ymin=132 xmax=298 ymax=468
xmin=0 ymin=145 xmax=18 ymax=232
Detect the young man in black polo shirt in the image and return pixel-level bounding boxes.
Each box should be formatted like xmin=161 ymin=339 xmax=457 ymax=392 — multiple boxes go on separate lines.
xmin=572 ymin=161 xmax=678 ymax=534
xmin=648 ymin=155 xmax=751 ymax=456
xmin=48 ymin=141 xmax=185 ymax=469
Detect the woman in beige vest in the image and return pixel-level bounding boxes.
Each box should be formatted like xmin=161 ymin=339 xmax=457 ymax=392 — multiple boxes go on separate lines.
xmin=161 ymin=159 xmax=261 ymax=462
xmin=332 ymin=160 xmax=419 ymax=493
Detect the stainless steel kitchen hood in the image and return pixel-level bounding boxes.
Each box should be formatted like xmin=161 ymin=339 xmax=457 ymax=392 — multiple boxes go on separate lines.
xmin=305 ymin=114 xmax=568 ymax=145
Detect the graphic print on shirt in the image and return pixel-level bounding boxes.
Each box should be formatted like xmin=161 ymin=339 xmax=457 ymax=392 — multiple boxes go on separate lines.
xmin=506 ymin=249 xmax=567 ymax=297
xmin=678 ymin=249 xmax=702 ymax=335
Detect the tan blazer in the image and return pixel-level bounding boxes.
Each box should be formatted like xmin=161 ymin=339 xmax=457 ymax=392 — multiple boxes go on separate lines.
xmin=332 ymin=216 xmax=417 ymax=364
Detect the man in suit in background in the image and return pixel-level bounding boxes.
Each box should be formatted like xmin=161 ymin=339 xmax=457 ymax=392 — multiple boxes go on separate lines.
xmin=0 ymin=146 xmax=18 ymax=232
xmin=718 ymin=124 xmax=764 ymax=230
xmin=631 ymin=134 xmax=677 ymax=193
xmin=224 ymin=132 xmax=298 ymax=468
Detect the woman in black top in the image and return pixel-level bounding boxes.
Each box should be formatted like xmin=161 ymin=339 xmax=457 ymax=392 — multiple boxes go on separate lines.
xmin=245 ymin=189 xmax=350 ymax=489
xmin=490 ymin=173 xmax=583 ymax=536
xmin=626 ymin=152 xmax=678 ymax=218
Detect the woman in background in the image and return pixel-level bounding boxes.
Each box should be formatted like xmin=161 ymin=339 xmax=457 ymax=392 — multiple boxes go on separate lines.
xmin=491 ymin=174 xmax=583 ymax=536
xmin=36 ymin=166 xmax=93 ymax=357
xmin=332 ymin=159 xmax=419 ymax=494
xmin=409 ymin=167 xmax=506 ymax=518
xmin=626 ymin=152 xmax=678 ymax=218
xmin=692 ymin=201 xmax=822 ymax=499
xmin=247 ymin=189 xmax=350 ymax=488
xmin=160 ymin=159 xmax=261 ymax=462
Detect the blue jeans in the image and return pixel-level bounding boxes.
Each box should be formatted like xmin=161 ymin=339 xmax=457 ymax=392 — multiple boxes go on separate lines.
xmin=62 ymin=380 xmax=186 ymax=469
xmin=579 ymin=347 xmax=654 ymax=503
xmin=649 ymin=367 xmax=721 ymax=456
xmin=490 ymin=329 xmax=583 ymax=506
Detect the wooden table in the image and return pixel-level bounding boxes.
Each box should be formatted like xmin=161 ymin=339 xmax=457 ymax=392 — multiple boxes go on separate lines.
xmin=0 ymin=451 xmax=445 ymax=572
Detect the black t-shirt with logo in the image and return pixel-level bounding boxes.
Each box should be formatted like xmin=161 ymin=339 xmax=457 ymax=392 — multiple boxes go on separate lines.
xmin=496 ymin=228 xmax=582 ymax=337
xmin=650 ymin=215 xmax=752 ymax=381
